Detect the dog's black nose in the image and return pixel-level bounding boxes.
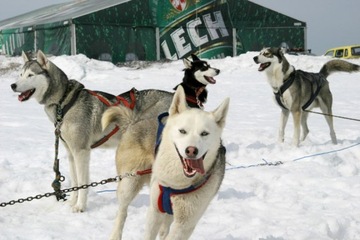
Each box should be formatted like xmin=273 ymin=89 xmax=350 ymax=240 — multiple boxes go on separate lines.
xmin=11 ymin=83 xmax=17 ymax=91
xmin=253 ymin=56 xmax=258 ymax=63
xmin=215 ymin=69 xmax=220 ymax=74
xmin=185 ymin=146 xmax=198 ymax=158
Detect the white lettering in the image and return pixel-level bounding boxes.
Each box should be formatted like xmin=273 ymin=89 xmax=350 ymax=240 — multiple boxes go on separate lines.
xmin=186 ymin=18 xmax=209 ymax=47
xmin=203 ymin=11 xmax=229 ymax=40
xmin=161 ymin=40 xmax=178 ymax=60
xmin=171 ymin=27 xmax=191 ymax=58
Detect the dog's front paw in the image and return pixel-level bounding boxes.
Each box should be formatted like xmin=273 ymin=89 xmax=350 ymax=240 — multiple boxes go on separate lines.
xmin=72 ymin=204 xmax=86 ymax=213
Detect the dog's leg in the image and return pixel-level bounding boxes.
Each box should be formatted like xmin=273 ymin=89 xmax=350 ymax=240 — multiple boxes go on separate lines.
xmin=63 ymin=145 xmax=78 ymax=207
xmin=278 ymin=109 xmax=290 ymax=143
xmin=144 ymin=202 xmax=164 ymax=240
xmin=301 ymin=110 xmax=309 ymax=141
xmin=165 ymin=221 xmax=196 ymax=240
xmin=291 ymin=110 xmax=301 ymax=146
xmin=109 ymin=175 xmax=149 ymax=240
xmin=68 ymin=152 xmax=79 ymax=207
xmin=319 ymin=98 xmax=337 ymax=144
xmin=72 ymin=149 xmax=90 ymax=212
xmin=158 ymin=215 xmax=173 ymax=239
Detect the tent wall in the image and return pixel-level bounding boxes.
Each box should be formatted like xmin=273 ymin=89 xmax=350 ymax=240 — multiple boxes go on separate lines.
xmin=35 ymin=23 xmax=71 ymax=55
xmin=1 ymin=24 xmax=71 ymax=56
xmin=73 ymin=0 xmax=156 ymax=62
xmin=0 ymin=0 xmax=306 ymax=61
xmin=2 ymin=28 xmax=35 ymax=56
xmin=228 ymin=0 xmax=306 ymax=54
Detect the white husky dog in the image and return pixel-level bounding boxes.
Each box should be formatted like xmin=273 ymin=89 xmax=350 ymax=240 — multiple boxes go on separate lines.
xmin=144 ymin=86 xmax=229 ymax=240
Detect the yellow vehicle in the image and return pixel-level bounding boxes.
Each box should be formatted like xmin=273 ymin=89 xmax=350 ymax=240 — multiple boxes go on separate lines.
xmin=324 ymin=45 xmax=360 ymax=59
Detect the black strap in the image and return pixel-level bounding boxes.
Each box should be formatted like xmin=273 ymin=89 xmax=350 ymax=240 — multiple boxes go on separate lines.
xmin=61 ymin=87 xmax=84 ymax=118
xmin=301 ymin=73 xmax=324 ymax=111
xmin=273 ymin=70 xmax=325 ymax=111
xmin=274 ymin=71 xmax=296 ymax=110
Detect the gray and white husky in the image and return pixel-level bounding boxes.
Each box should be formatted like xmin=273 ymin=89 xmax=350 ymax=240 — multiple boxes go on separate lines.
xmin=144 ymin=86 xmax=229 ymax=240
xmin=253 ymin=47 xmax=360 ymax=146
xmin=10 ymin=50 xmax=173 ymax=212
xmin=102 ymin=55 xmax=221 ymax=239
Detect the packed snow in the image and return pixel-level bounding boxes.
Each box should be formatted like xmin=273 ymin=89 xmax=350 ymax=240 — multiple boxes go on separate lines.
xmin=0 ymin=52 xmax=360 ymax=240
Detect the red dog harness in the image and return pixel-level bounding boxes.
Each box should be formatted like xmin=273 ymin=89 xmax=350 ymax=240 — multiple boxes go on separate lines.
xmin=88 ymin=89 xmax=136 ymax=148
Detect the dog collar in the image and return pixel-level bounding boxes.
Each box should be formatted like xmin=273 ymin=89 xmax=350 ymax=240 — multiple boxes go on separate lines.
xmin=157 ymin=173 xmax=211 ymax=215
xmin=156 ymin=144 xmax=224 ymax=215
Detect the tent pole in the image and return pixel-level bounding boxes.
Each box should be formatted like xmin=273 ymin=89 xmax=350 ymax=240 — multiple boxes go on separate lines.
xmin=70 ymin=21 xmax=76 ymax=55
xmin=34 ymin=29 xmax=37 ymax=53
xmin=156 ymin=27 xmax=160 ymax=60
xmin=232 ymin=28 xmax=236 ymax=57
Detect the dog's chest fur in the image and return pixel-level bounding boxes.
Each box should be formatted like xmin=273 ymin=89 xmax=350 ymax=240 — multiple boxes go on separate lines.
xmin=266 ymin=65 xmax=296 ymax=109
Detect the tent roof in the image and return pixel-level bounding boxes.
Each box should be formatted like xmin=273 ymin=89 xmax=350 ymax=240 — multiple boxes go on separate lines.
xmin=0 ymin=0 xmax=130 ymax=30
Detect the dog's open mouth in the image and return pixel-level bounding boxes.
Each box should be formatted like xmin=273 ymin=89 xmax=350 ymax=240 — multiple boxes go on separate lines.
xmin=258 ymin=62 xmax=271 ymax=71
xmin=175 ymin=146 xmax=206 ymax=178
xmin=18 ymin=89 xmax=35 ymax=102
xmin=204 ymin=76 xmax=216 ymax=84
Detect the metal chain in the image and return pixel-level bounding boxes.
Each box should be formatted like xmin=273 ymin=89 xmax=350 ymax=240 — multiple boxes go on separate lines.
xmin=0 ymin=172 xmax=137 ymax=208
xmin=52 ymin=104 xmax=66 ymax=201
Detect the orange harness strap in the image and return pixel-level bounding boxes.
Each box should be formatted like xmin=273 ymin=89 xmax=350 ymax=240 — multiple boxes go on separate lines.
xmin=88 ymin=89 xmax=136 ymax=149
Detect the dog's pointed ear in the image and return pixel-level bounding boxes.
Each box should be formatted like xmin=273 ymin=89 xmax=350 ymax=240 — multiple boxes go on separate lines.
xmin=191 ymin=54 xmax=200 ymax=61
xmin=277 ymin=48 xmax=284 ymax=63
xmin=169 ymin=85 xmax=188 ymax=116
xmin=183 ymin=57 xmax=192 ymax=69
xmin=212 ymin=97 xmax=230 ymax=129
xmin=37 ymin=50 xmax=49 ymax=70
xmin=22 ymin=51 xmax=30 ymax=62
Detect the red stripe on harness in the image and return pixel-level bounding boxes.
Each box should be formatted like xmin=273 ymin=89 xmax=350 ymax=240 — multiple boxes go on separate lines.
xmin=91 ymin=125 xmax=120 ymax=149
xmin=88 ymin=89 xmax=136 ymax=148
xmin=87 ymin=89 xmax=136 ymax=109
xmin=137 ymin=169 xmax=152 ymax=175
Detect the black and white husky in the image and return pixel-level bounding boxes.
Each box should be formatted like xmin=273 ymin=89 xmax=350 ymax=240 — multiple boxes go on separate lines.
xmin=254 ymin=47 xmax=360 ymax=146
xmin=102 ymin=55 xmax=221 ymax=239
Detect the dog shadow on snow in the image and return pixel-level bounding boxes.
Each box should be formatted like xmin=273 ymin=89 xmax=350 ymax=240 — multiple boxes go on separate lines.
xmin=217 ymin=188 xmax=255 ymax=200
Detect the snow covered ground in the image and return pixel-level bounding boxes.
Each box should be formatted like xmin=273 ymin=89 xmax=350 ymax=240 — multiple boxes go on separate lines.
xmin=1 ymin=52 xmax=360 ymax=240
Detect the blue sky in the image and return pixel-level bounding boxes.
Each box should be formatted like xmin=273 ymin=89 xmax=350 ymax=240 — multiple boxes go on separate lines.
xmin=1 ymin=0 xmax=359 ymax=55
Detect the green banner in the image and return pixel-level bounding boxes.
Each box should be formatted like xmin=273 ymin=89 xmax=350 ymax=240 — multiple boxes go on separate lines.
xmin=152 ymin=0 xmax=234 ymax=60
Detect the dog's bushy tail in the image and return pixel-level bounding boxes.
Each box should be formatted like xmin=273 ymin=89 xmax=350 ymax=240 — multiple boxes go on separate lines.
xmin=101 ymin=105 xmax=134 ymax=131
xmin=320 ymin=59 xmax=360 ymax=78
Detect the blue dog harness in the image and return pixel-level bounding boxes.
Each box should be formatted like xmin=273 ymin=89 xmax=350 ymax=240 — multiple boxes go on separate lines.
xmin=157 ymin=174 xmax=211 ymax=215
xmin=155 ymin=112 xmax=169 ymax=155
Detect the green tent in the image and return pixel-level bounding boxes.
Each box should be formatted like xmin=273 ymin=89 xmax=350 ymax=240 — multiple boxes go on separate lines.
xmin=0 ymin=0 xmax=306 ymax=63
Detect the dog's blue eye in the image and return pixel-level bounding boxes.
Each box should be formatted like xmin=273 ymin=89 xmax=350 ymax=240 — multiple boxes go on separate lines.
xmin=179 ymin=129 xmax=186 ymax=134
xmin=201 ymin=131 xmax=209 ymax=136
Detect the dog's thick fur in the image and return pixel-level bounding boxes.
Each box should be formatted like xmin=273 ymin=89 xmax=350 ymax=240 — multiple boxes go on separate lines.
xmin=174 ymin=54 xmax=219 ymax=108
xmin=102 ymin=55 xmax=220 ymax=239
xmin=10 ymin=50 xmax=173 ymax=212
xmin=144 ymin=86 xmax=229 ymax=240
xmin=254 ymin=47 xmax=360 ymax=146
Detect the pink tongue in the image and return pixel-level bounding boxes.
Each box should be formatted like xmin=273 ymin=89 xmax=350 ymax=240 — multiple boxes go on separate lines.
xmin=205 ymin=76 xmax=216 ymax=84
xmin=18 ymin=89 xmax=34 ymax=102
xmin=186 ymin=158 xmax=205 ymax=174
